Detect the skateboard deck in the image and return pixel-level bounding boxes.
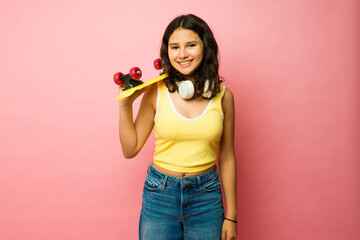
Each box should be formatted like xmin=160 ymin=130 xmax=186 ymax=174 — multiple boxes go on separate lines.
xmin=117 ymin=73 xmax=168 ymax=100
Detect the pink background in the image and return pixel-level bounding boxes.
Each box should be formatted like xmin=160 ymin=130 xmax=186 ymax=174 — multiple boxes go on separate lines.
xmin=1 ymin=0 xmax=359 ymax=239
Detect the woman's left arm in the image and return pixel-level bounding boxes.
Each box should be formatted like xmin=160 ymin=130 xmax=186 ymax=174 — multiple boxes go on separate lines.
xmin=219 ymin=88 xmax=238 ymax=240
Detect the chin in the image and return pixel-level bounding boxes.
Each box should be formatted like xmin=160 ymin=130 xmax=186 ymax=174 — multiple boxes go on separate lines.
xmin=176 ymin=68 xmax=196 ymax=77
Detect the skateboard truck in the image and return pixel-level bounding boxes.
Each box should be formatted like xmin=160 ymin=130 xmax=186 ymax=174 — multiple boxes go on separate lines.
xmin=113 ymin=67 xmax=143 ymax=91
xmin=114 ymin=59 xmax=168 ymax=100
xmin=113 ymin=59 xmax=165 ymax=90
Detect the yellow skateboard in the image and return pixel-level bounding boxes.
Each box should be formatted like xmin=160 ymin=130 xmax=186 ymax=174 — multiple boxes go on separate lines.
xmin=116 ymin=73 xmax=168 ymax=100
xmin=114 ymin=58 xmax=166 ymax=100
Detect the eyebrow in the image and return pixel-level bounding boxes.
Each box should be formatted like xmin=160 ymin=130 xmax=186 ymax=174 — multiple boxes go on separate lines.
xmin=169 ymin=41 xmax=199 ymax=45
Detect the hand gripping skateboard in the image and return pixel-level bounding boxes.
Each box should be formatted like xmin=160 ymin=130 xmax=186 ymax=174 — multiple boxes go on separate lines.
xmin=114 ymin=58 xmax=168 ymax=100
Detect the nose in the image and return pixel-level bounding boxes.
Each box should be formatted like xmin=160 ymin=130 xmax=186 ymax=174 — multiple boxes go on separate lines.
xmin=179 ymin=48 xmax=188 ymax=59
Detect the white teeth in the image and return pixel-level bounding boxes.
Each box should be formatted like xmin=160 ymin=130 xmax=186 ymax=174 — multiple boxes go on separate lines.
xmin=179 ymin=61 xmax=191 ymax=65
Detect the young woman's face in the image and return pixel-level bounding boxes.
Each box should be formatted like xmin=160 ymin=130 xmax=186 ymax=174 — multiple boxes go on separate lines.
xmin=168 ymin=28 xmax=204 ymax=80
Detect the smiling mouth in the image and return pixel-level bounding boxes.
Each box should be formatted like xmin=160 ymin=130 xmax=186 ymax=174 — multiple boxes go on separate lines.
xmin=178 ymin=60 xmax=193 ymax=66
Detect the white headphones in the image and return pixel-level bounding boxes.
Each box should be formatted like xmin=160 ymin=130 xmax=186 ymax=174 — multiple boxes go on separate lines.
xmin=176 ymin=80 xmax=194 ymax=99
xmin=175 ymin=79 xmax=213 ymax=99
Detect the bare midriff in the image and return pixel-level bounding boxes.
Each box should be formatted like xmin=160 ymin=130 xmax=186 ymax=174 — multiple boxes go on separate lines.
xmin=152 ymin=162 xmax=216 ymax=178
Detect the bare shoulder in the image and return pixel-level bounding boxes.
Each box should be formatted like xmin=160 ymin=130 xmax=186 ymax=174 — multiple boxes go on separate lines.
xmin=222 ymin=87 xmax=235 ymax=113
xmin=141 ymin=82 xmax=158 ymax=110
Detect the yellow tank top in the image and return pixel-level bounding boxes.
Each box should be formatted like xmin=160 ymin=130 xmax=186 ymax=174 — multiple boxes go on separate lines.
xmin=153 ymin=82 xmax=226 ymax=172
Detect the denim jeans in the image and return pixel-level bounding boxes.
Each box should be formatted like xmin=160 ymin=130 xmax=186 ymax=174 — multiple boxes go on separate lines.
xmin=139 ymin=163 xmax=224 ymax=240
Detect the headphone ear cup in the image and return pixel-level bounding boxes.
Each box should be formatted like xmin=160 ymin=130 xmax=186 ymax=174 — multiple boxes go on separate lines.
xmin=176 ymin=80 xmax=194 ymax=99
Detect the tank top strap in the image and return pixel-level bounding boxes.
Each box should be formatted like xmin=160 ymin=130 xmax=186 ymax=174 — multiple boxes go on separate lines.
xmin=155 ymin=82 xmax=171 ymax=120
xmin=207 ymin=85 xmax=226 ymax=117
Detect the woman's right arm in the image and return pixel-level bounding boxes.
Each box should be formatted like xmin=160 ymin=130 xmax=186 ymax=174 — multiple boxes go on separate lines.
xmin=118 ymin=84 xmax=157 ymax=158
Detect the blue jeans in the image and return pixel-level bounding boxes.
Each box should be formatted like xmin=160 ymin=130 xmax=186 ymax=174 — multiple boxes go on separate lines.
xmin=139 ymin=163 xmax=224 ymax=240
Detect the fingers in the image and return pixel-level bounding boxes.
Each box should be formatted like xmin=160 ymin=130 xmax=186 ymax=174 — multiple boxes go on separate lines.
xmin=128 ymin=87 xmax=147 ymax=102
xmin=118 ymin=87 xmax=148 ymax=106
xmin=222 ymin=221 xmax=238 ymax=239
xmin=222 ymin=231 xmax=237 ymax=240
xmin=118 ymin=83 xmax=126 ymax=94
xmin=132 ymin=87 xmax=147 ymax=98
xmin=221 ymin=230 xmax=226 ymax=240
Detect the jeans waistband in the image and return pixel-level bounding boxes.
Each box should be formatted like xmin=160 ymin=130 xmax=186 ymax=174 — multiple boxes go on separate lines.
xmin=147 ymin=162 xmax=218 ymax=188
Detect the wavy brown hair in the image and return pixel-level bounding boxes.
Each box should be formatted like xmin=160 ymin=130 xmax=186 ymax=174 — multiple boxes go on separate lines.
xmin=160 ymin=14 xmax=223 ymax=98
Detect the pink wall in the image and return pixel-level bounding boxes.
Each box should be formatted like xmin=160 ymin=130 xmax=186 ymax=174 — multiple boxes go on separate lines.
xmin=0 ymin=0 xmax=359 ymax=239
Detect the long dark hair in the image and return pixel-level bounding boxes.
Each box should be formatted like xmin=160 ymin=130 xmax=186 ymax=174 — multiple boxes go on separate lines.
xmin=160 ymin=14 xmax=223 ymax=98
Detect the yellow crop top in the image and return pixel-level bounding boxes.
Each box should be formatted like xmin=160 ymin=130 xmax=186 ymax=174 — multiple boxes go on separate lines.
xmin=153 ymin=82 xmax=226 ymax=172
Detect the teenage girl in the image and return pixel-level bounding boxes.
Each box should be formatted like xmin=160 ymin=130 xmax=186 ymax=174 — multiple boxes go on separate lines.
xmin=118 ymin=14 xmax=237 ymax=240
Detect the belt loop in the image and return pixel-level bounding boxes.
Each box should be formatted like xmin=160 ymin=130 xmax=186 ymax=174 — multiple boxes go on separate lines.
xmin=197 ymin=176 xmax=201 ymax=186
xmin=162 ymin=175 xmax=168 ymax=187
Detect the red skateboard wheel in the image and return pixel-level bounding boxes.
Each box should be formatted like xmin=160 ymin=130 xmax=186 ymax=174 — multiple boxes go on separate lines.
xmin=153 ymin=58 xmax=163 ymax=70
xmin=113 ymin=72 xmax=124 ymax=85
xmin=129 ymin=67 xmax=142 ymax=81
